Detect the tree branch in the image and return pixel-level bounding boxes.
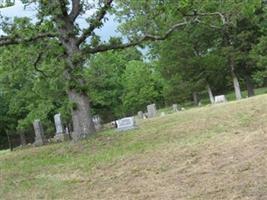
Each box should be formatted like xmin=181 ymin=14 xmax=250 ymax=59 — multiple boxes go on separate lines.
xmin=33 ymin=51 xmax=49 ymax=78
xmin=0 ymin=32 xmax=57 ymax=46
xmin=58 ymin=0 xmax=69 ymax=17
xmin=69 ymin=0 xmax=82 ymax=22
xmin=197 ymin=12 xmax=226 ymax=25
xmin=77 ymin=0 xmax=113 ymax=45
xmin=84 ymin=20 xmax=188 ymax=54
xmin=184 ymin=11 xmax=226 ymax=25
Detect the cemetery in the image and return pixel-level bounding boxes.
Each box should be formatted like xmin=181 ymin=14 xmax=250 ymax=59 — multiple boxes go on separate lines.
xmin=1 ymin=94 xmax=267 ymax=199
xmin=1 ymin=0 xmax=267 ymax=199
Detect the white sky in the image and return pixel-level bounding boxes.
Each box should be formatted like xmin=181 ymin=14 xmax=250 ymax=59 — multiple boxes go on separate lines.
xmin=0 ymin=0 xmax=119 ymax=41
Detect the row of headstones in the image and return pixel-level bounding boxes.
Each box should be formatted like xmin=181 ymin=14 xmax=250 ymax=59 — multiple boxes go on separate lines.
xmin=115 ymin=103 xmax=184 ymax=132
xmin=115 ymin=103 xmax=158 ymax=132
xmin=33 ymin=113 xmax=102 ymax=146
xmin=33 ymin=96 xmax=228 ymax=145
xmin=137 ymin=103 xmax=183 ymax=119
xmin=114 ymin=95 xmax=228 ymax=132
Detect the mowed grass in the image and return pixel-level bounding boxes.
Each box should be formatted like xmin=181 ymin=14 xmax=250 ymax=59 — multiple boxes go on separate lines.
xmin=1 ymin=95 xmax=267 ymax=199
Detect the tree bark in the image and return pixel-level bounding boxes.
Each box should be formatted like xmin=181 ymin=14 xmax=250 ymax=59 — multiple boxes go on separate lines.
xmin=230 ymin=60 xmax=242 ymax=100
xmin=68 ymin=89 xmax=95 ymax=140
xmin=263 ymin=77 xmax=267 ymax=87
xmin=192 ymin=92 xmax=199 ymax=105
xmin=53 ymin=13 xmax=97 ymax=140
xmin=244 ymin=74 xmax=255 ymax=97
xmin=231 ymin=71 xmax=242 ymax=100
xmin=19 ymin=132 xmax=26 ymax=146
xmin=207 ymin=83 xmax=215 ymax=104
xmin=6 ymin=131 xmax=13 ymax=151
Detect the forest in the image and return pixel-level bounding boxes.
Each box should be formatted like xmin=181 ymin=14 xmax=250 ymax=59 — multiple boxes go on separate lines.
xmin=0 ymin=0 xmax=267 ymax=149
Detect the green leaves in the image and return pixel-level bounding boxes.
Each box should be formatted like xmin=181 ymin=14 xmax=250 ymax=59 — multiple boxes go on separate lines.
xmin=122 ymin=60 xmax=162 ymax=113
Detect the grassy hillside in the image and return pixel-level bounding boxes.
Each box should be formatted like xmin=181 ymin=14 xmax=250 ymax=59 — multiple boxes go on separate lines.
xmin=1 ymin=95 xmax=267 ymax=200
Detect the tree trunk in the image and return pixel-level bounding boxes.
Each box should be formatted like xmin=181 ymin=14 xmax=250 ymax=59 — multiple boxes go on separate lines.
xmin=6 ymin=131 xmax=13 ymax=151
xmin=192 ymin=92 xmax=199 ymax=105
xmin=68 ymin=89 xmax=95 ymax=140
xmin=263 ymin=77 xmax=267 ymax=87
xmin=230 ymin=58 xmax=242 ymax=100
xmin=207 ymin=83 xmax=215 ymax=104
xmin=54 ymin=15 xmax=97 ymax=141
xmin=19 ymin=132 xmax=26 ymax=146
xmin=231 ymin=71 xmax=242 ymax=100
xmin=244 ymin=75 xmax=255 ymax=97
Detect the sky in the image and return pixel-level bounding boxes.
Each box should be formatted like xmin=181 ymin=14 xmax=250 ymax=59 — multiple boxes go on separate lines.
xmin=0 ymin=0 xmax=119 ymax=41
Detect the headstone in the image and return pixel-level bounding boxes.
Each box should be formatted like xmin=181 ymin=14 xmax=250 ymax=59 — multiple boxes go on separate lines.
xmin=65 ymin=127 xmax=69 ymax=135
xmin=92 ymin=115 xmax=102 ymax=131
xmin=147 ymin=104 xmax=157 ymax=118
xmin=137 ymin=111 xmax=144 ymax=119
xmin=172 ymin=104 xmax=179 ymax=112
xmin=143 ymin=112 xmax=148 ymax=119
xmin=160 ymin=112 xmax=166 ymax=117
xmin=54 ymin=113 xmax=63 ymax=134
xmin=53 ymin=113 xmax=68 ymax=142
xmin=214 ymin=95 xmax=227 ymax=104
xmin=33 ymin=119 xmax=46 ymax=146
xmin=116 ymin=117 xmax=136 ymax=131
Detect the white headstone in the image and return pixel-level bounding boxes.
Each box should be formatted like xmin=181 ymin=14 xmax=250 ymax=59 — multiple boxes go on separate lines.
xmin=65 ymin=127 xmax=69 ymax=134
xmin=92 ymin=115 xmax=102 ymax=130
xmin=116 ymin=117 xmax=136 ymax=131
xmin=172 ymin=104 xmax=179 ymax=112
xmin=147 ymin=104 xmax=157 ymax=118
xmin=54 ymin=113 xmax=63 ymax=134
xmin=160 ymin=112 xmax=166 ymax=117
xmin=54 ymin=113 xmax=69 ymax=142
xmin=33 ymin=119 xmax=46 ymax=146
xmin=215 ymin=95 xmax=227 ymax=104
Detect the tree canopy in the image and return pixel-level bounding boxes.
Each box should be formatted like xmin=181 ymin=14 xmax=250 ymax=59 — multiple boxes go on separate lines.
xmin=0 ymin=0 xmax=267 ymax=148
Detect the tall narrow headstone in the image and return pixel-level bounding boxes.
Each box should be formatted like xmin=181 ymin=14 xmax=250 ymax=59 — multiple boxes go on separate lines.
xmin=54 ymin=113 xmax=63 ymax=134
xmin=137 ymin=111 xmax=144 ymax=119
xmin=54 ymin=113 xmax=68 ymax=142
xmin=147 ymin=104 xmax=157 ymax=118
xmin=92 ymin=115 xmax=102 ymax=131
xmin=33 ymin=119 xmax=46 ymax=146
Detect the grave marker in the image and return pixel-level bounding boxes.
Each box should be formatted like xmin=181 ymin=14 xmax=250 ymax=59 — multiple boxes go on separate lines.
xmin=215 ymin=95 xmax=227 ymax=104
xmin=137 ymin=111 xmax=144 ymax=119
xmin=54 ymin=113 xmax=68 ymax=142
xmin=116 ymin=117 xmax=136 ymax=131
xmin=33 ymin=119 xmax=46 ymax=146
xmin=147 ymin=104 xmax=157 ymax=118
xmin=92 ymin=115 xmax=102 ymax=131
xmin=54 ymin=113 xmax=63 ymax=134
xmin=172 ymin=104 xmax=179 ymax=112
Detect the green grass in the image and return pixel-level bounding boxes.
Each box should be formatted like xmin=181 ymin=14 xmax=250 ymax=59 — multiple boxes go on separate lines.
xmin=1 ymin=94 xmax=267 ymax=199
xmin=0 ymin=149 xmax=9 ymax=155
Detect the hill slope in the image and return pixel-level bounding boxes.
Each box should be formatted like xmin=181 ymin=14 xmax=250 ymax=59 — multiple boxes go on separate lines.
xmin=1 ymin=95 xmax=267 ymax=200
